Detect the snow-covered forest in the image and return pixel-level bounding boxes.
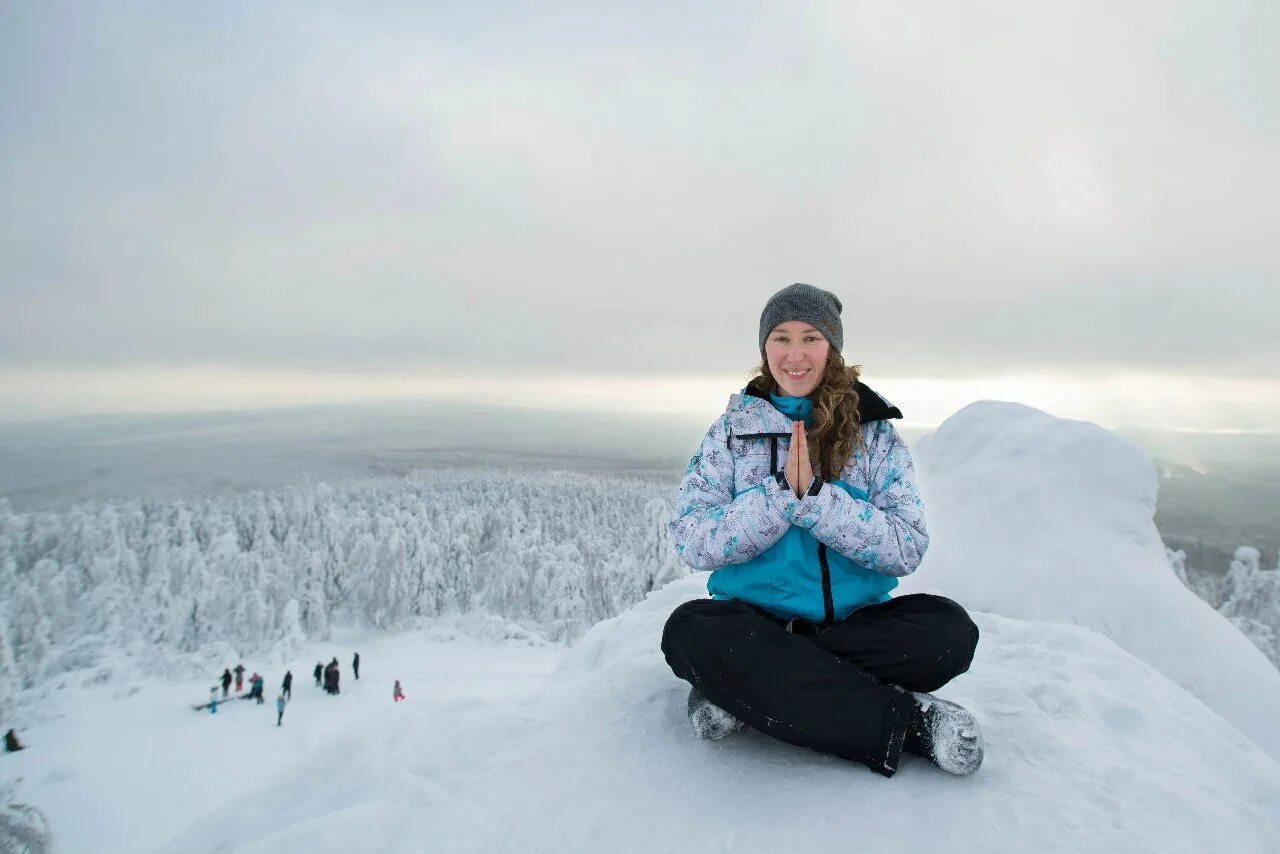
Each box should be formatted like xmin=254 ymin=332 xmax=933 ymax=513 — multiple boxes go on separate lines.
xmin=0 ymin=470 xmax=684 ymax=714
xmin=1168 ymin=546 xmax=1280 ymax=669
xmin=4 ymin=461 xmax=1280 ymax=725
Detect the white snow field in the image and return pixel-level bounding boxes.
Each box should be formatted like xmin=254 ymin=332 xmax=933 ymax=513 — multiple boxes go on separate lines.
xmin=2 ymin=627 xmax=562 ymax=854
xmin=6 ymin=400 xmax=1280 ymax=853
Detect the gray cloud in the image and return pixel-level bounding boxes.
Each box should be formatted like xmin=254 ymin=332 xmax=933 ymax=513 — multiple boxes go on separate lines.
xmin=2 ymin=0 xmax=1278 ymax=379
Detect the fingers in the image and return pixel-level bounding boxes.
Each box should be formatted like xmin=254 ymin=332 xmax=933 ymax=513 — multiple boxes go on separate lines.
xmin=785 ymin=421 xmax=800 ymax=489
xmin=797 ymin=422 xmax=813 ymax=490
xmin=787 ymin=424 xmax=798 ymax=480
xmin=789 ymin=421 xmax=805 ymax=498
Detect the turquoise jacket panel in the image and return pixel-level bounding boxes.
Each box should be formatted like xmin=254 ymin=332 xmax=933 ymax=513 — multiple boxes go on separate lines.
xmin=706 ymin=480 xmax=898 ymax=622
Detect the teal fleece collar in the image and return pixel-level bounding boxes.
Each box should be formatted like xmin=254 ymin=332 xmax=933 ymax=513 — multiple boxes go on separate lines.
xmin=769 ymin=393 xmax=813 ymax=425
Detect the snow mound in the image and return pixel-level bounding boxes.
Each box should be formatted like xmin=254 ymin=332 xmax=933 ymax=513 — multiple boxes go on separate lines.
xmin=900 ymin=401 xmax=1280 ymax=759
xmin=162 ymin=576 xmax=1280 ymax=854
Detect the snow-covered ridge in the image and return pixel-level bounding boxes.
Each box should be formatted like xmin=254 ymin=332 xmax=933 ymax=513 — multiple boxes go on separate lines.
xmin=0 ymin=469 xmax=685 ymax=719
xmin=900 ymin=401 xmax=1280 ymax=760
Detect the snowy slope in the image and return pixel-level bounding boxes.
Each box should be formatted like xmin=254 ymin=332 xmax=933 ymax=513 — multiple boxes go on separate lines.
xmin=159 ymin=575 xmax=1280 ymax=854
xmin=1 ymin=627 xmax=563 ymax=854
xmin=899 ymin=401 xmax=1280 ymax=759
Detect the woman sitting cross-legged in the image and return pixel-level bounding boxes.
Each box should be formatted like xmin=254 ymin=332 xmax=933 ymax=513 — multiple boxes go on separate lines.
xmin=661 ymin=282 xmax=984 ymax=778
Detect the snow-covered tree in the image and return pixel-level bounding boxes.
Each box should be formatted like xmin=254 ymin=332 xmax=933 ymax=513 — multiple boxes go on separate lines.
xmin=1170 ymin=545 xmax=1280 ymax=670
xmin=0 ymin=613 xmax=18 ymax=722
xmin=1219 ymin=547 xmax=1280 ymax=667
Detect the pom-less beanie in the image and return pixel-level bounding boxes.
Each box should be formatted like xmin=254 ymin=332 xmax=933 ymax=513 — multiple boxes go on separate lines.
xmin=758 ymin=283 xmax=844 ymax=356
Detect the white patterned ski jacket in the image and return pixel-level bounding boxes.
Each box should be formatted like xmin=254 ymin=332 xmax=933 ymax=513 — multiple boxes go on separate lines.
xmin=670 ymin=383 xmax=929 ymax=623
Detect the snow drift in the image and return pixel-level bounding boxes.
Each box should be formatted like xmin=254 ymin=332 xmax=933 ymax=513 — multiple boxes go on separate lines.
xmin=899 ymin=401 xmax=1280 ymax=759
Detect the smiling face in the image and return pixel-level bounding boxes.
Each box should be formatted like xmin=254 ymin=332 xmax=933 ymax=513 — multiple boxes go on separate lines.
xmin=765 ymin=320 xmax=830 ymax=396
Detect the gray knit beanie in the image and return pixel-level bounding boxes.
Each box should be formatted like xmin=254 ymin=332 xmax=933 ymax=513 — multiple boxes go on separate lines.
xmin=758 ymin=283 xmax=844 ymax=356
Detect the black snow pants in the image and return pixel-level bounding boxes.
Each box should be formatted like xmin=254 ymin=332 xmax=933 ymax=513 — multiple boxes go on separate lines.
xmin=661 ymin=594 xmax=978 ymax=777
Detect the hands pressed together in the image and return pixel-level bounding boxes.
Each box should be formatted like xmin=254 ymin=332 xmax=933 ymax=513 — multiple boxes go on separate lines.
xmin=784 ymin=421 xmax=814 ymax=499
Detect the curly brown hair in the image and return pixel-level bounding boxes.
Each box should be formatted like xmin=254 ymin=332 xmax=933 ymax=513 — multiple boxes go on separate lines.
xmin=746 ymin=348 xmax=865 ymax=480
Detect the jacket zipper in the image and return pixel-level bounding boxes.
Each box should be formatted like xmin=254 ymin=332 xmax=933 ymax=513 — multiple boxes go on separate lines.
xmin=818 ymin=543 xmax=834 ymax=626
xmin=763 ymin=434 xmax=835 ymax=627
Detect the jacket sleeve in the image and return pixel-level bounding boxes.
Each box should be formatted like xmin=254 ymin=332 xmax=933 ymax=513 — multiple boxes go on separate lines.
xmin=787 ymin=420 xmax=929 ymax=577
xmin=669 ymin=414 xmax=797 ymax=571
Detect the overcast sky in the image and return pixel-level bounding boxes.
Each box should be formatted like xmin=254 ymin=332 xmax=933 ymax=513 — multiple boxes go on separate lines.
xmin=2 ymin=1 xmax=1278 ymax=429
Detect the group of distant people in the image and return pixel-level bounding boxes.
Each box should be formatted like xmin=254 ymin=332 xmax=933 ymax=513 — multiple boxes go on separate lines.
xmin=203 ymin=651 xmax=404 ymax=726
xmin=217 ymin=664 xmax=268 ymax=702
xmin=312 ymin=653 xmax=404 ymax=703
xmin=7 ymin=651 xmax=408 ymax=753
xmin=208 ymin=663 xmax=286 ymax=721
xmin=315 ymin=652 xmax=359 ymax=695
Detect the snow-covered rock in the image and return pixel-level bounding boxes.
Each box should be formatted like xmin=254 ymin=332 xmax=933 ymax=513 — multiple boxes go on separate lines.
xmin=900 ymin=401 xmax=1280 ymax=760
xmin=160 ymin=575 xmax=1280 ymax=853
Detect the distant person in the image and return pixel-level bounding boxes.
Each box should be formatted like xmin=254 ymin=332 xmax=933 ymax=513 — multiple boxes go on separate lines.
xmin=276 ymin=694 xmax=287 ymax=727
xmin=5 ymin=728 xmax=25 ymax=752
xmin=661 ymin=283 xmax=983 ymax=778
xmin=220 ymin=668 xmax=233 ymax=699
xmin=324 ymin=658 xmax=340 ymax=695
xmin=209 ymin=688 xmax=219 ymax=715
xmin=393 ymin=680 xmax=405 ymax=703
xmin=282 ymin=670 xmax=293 ymax=700
xmin=233 ymin=663 xmax=246 ymax=693
xmin=314 ymin=662 xmax=323 ymax=687
xmin=250 ymin=672 xmax=266 ymax=704
xmin=352 ymin=652 xmax=360 ymax=680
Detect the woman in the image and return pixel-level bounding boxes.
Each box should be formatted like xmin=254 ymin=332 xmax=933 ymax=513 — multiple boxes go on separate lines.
xmin=661 ymin=283 xmax=984 ymax=777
